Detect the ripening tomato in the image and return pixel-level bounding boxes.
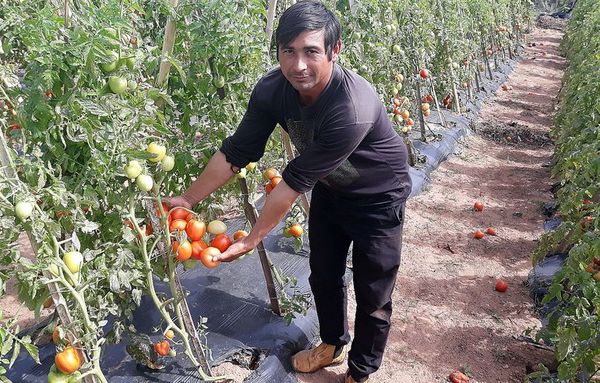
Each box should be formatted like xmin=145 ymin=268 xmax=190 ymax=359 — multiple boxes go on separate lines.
xmin=169 ymin=219 xmax=188 ymax=232
xmin=400 ymin=110 xmax=410 ymax=120
xmin=473 ymin=201 xmax=484 ymax=211
xmin=269 ymin=176 xmax=283 ymax=189
xmin=263 ymin=168 xmax=280 ymax=181
xmin=233 ymin=230 xmax=248 ymax=241
xmin=199 ymin=247 xmax=221 ymax=269
xmin=55 ymin=346 xmax=81 ymax=374
xmin=190 ymin=240 xmax=208 ymax=260
xmin=425 ymin=94 xmax=433 ymax=103
xmin=289 ymin=224 xmax=304 ymax=238
xmin=210 ymin=234 xmax=232 ymax=253
xmin=495 ymin=280 xmax=508 ymax=292
xmin=207 ymin=220 xmax=227 ymax=235
xmin=154 ymin=340 xmax=170 ymax=356
xmin=165 ymin=330 xmax=174 ymax=340
xmin=172 ymin=240 xmax=192 ymax=262
xmin=486 ymin=227 xmax=497 ymax=236
xmin=405 ymin=118 xmax=414 ymax=126
xmin=52 ymin=326 xmax=61 ymax=344
xmin=186 ymin=219 xmax=206 ymax=241
xmin=421 ymin=103 xmax=430 ymax=112
xmin=423 ymin=109 xmax=431 ymax=117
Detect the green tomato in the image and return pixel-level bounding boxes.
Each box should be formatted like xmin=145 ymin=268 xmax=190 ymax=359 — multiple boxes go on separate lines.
xmin=160 ymin=155 xmax=175 ymax=171
xmin=48 ymin=264 xmax=60 ymax=277
xmin=183 ymin=259 xmax=197 ymax=270
xmin=15 ymin=201 xmax=34 ymax=220
xmin=108 ymin=76 xmax=128 ymax=95
xmin=392 ymin=45 xmax=402 ymax=54
xmin=101 ymin=60 xmax=118 ymax=73
xmin=168 ymin=349 xmax=177 ymax=357
xmin=67 ymin=372 xmax=82 ymax=383
xmin=146 ymin=142 xmax=166 ymax=162
xmin=48 ymin=364 xmax=70 ymax=383
xmin=212 ymin=76 xmax=225 ymax=88
xmin=127 ymin=80 xmax=138 ymax=91
xmin=63 ymin=251 xmax=83 ymax=273
xmin=283 ymin=228 xmax=292 ymax=238
xmin=245 ymin=162 xmax=257 ymax=172
xmin=124 ymin=160 xmax=142 ymax=179
xmin=125 ymin=56 xmax=135 ymax=70
xmin=136 ymin=174 xmax=154 ymax=192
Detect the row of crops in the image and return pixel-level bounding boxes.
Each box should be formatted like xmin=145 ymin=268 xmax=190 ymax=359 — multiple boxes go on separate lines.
xmin=1 ymin=0 xmax=595 ymax=381
xmin=528 ymin=0 xmax=600 ymax=380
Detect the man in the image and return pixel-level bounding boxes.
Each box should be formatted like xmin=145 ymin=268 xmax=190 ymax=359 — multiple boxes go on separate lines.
xmin=168 ymin=1 xmax=411 ymax=382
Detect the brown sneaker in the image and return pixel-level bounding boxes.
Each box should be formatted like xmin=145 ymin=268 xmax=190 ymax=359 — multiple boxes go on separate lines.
xmin=291 ymin=343 xmax=347 ymax=373
xmin=344 ymin=371 xmax=369 ymax=383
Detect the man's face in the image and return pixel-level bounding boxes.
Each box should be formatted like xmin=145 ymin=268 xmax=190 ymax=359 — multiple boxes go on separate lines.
xmin=278 ymin=29 xmax=341 ymax=104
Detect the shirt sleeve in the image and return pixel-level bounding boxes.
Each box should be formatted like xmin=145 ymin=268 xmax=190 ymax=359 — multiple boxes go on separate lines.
xmin=219 ymin=86 xmax=277 ymax=168
xmin=282 ymin=122 xmax=371 ymax=193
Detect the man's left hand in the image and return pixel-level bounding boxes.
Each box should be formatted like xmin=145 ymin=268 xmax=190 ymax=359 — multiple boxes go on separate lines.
xmin=213 ymin=237 xmax=255 ymax=262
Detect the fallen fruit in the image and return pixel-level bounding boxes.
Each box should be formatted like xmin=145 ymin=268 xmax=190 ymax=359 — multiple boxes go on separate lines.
xmin=474 ymin=230 xmax=485 ymax=239
xmin=486 ymin=227 xmax=497 ymax=236
xmin=449 ymin=370 xmax=470 ymax=383
xmin=495 ymin=280 xmax=508 ymax=292
xmin=473 ymin=201 xmax=484 ymax=211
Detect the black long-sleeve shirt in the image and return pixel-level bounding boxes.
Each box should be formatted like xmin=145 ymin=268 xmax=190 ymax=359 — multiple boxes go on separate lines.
xmin=220 ymin=64 xmax=411 ymax=206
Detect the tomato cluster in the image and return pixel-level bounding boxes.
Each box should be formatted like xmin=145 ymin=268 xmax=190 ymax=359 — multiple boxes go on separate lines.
xmin=263 ymin=167 xmax=282 ymax=195
xmin=389 ymin=74 xmax=415 ymax=134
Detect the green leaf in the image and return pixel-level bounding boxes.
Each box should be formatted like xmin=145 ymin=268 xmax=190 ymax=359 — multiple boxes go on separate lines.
xmin=22 ymin=342 xmax=39 ymax=365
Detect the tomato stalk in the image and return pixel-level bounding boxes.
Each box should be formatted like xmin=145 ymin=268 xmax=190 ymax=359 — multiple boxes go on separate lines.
xmin=126 ymin=195 xmax=229 ymax=382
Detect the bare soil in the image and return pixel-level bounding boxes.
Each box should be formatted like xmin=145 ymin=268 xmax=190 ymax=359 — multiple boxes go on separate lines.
xmin=295 ymin=25 xmax=567 ymax=383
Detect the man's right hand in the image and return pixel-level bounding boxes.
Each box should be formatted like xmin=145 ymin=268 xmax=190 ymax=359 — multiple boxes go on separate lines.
xmin=164 ymin=195 xmax=193 ymax=210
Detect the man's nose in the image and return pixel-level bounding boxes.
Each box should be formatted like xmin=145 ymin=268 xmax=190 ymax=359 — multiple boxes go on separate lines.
xmin=292 ymin=55 xmax=307 ymax=72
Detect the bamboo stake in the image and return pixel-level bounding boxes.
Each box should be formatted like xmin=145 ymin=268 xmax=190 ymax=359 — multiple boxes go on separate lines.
xmin=156 ymin=0 xmax=179 ymax=88
xmin=265 ymin=0 xmax=278 ymax=50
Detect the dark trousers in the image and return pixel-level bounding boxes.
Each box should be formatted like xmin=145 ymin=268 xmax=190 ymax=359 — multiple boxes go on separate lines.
xmin=308 ymin=183 xmax=405 ymax=381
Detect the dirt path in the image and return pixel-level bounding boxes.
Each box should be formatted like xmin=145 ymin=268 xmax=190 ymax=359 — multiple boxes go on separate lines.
xmin=297 ymin=25 xmax=567 ymax=383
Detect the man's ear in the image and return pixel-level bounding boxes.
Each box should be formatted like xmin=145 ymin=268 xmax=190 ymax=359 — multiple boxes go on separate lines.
xmin=331 ymin=40 xmax=342 ymax=62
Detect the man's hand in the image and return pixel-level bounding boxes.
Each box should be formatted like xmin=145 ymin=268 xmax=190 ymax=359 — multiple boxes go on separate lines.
xmin=164 ymin=195 xmax=193 ymax=210
xmin=213 ymin=237 xmax=256 ymax=263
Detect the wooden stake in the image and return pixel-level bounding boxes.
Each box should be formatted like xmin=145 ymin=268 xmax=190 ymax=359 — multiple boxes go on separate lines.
xmin=238 ymin=179 xmax=281 ymax=315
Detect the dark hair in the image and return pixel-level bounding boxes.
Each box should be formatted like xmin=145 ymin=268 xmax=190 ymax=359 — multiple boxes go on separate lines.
xmin=275 ymin=0 xmax=341 ymax=60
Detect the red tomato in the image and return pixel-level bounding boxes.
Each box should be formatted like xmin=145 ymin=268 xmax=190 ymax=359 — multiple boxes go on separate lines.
xmin=169 ymin=208 xmax=191 ymax=221
xmin=419 ymin=68 xmax=429 ymax=79
xmin=473 ymin=230 xmax=485 ymax=239
xmin=495 ymin=280 xmax=508 ymax=292
xmin=210 ymin=234 xmax=232 ymax=253
xmin=172 ymin=240 xmax=192 ymax=261
xmin=449 ymin=371 xmax=470 ymax=383
xmin=186 ymin=219 xmax=206 ymax=241
xmin=199 ymin=247 xmax=221 ymax=269
xmin=473 ymin=201 xmax=484 ymax=211
xmin=486 ymin=227 xmax=496 ymax=236
xmin=169 ymin=219 xmax=187 ymax=232
xmin=154 ymin=340 xmax=170 ymax=356
xmin=265 ymin=183 xmax=274 ymax=195
xmin=190 ymin=240 xmax=208 ymax=260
